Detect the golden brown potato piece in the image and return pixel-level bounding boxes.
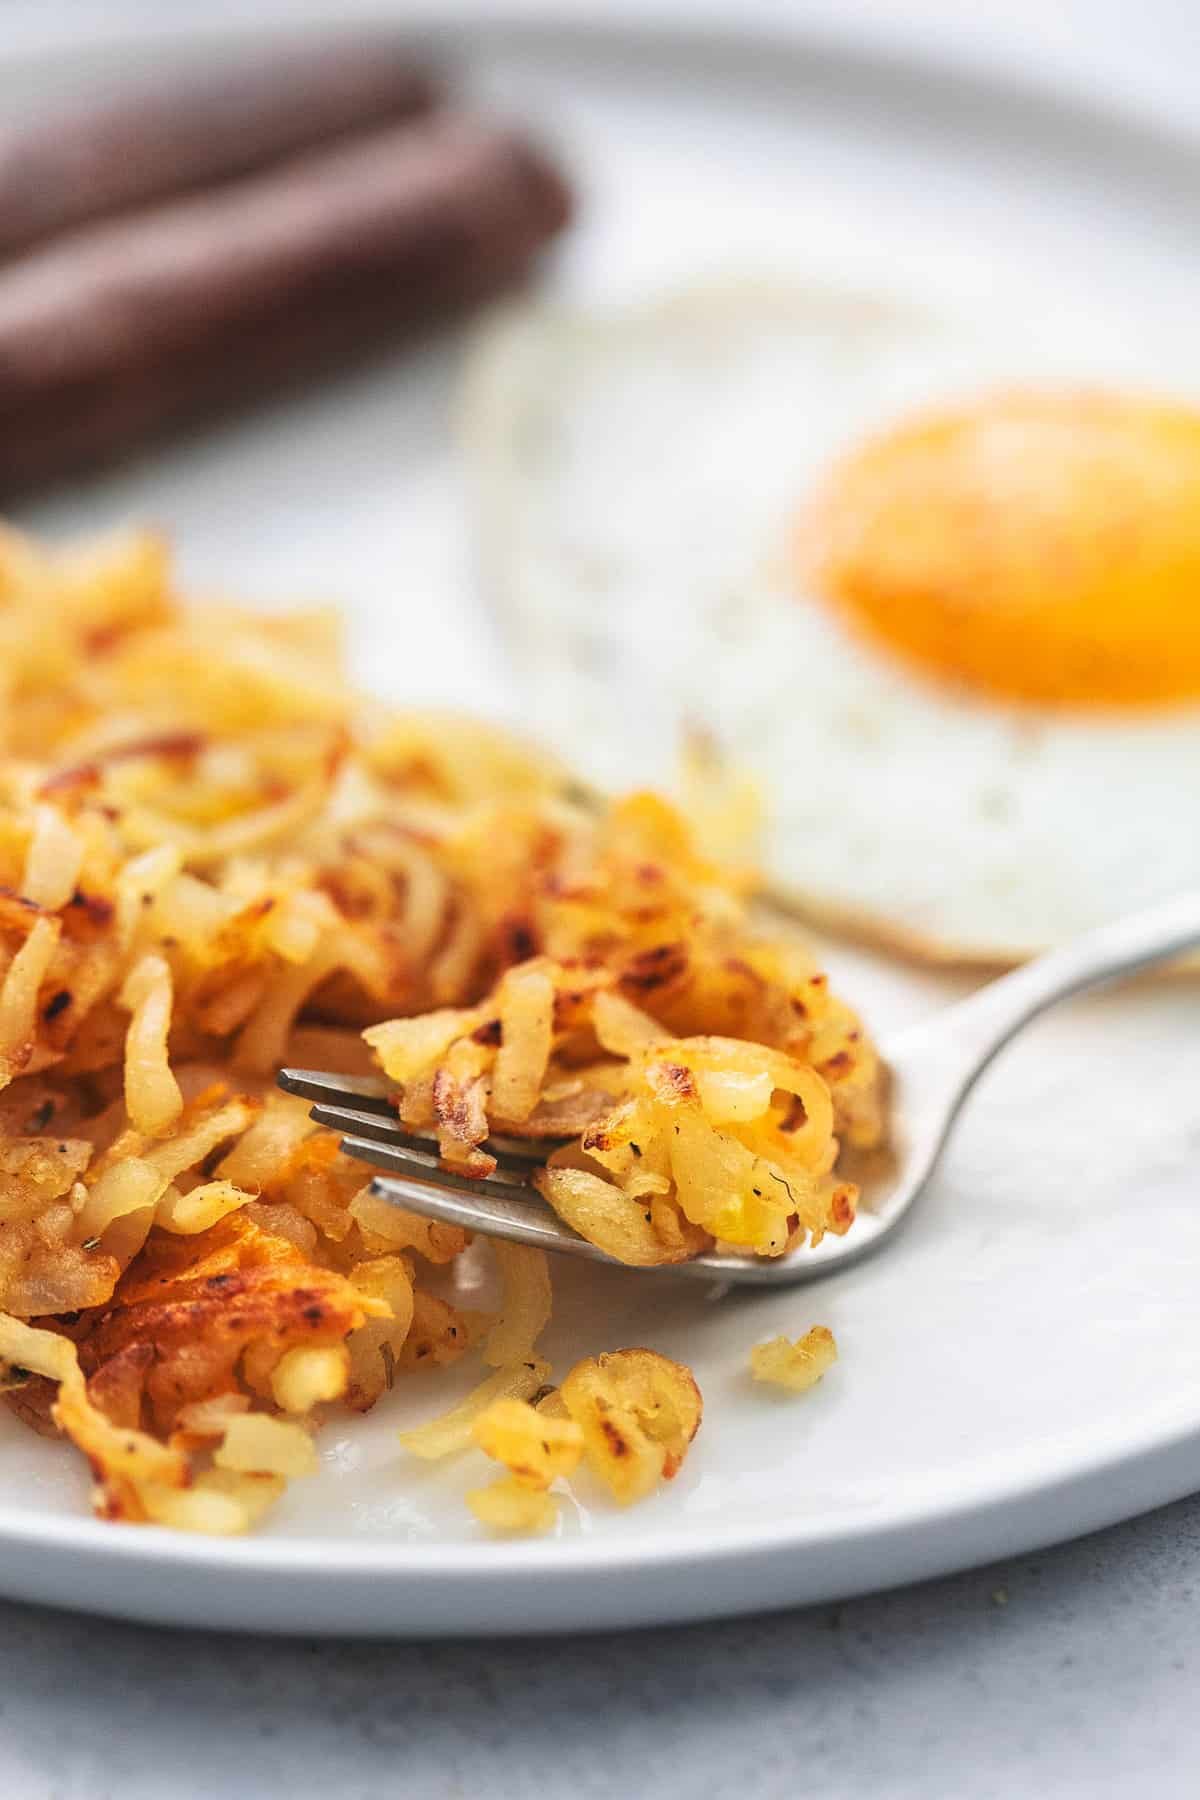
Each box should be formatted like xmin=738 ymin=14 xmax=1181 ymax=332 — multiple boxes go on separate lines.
xmin=560 ymin=1348 xmax=702 ymax=1506
xmin=471 ymin=1396 xmax=583 ymax=1489
xmin=750 ymin=1326 xmax=838 ymax=1392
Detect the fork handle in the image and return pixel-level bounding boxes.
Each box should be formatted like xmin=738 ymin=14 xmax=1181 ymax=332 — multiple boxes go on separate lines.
xmin=922 ymin=888 xmax=1200 ymax=1082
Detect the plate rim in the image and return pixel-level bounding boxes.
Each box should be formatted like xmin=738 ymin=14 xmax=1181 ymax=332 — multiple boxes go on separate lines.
xmin=2 ymin=1 xmax=1198 ymax=1629
xmin=1 ymin=1383 xmax=1198 ymax=1579
xmin=2 ymin=0 xmax=1198 ymax=163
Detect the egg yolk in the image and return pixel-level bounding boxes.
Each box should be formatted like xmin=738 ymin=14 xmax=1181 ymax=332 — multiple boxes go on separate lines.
xmin=798 ymin=388 xmax=1200 ymax=707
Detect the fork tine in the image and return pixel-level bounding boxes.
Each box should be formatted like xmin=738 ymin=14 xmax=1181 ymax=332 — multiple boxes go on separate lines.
xmin=310 ymin=1101 xmax=441 ymax=1151
xmin=367 ymin=1171 xmax=623 ymax=1262
xmin=339 ymin=1133 xmax=532 ymax=1195
xmin=278 ymin=1068 xmax=392 ymax=1113
xmin=306 ymin=1100 xmax=558 ymax=1168
xmin=281 ymin=1070 xmax=564 ymax=1167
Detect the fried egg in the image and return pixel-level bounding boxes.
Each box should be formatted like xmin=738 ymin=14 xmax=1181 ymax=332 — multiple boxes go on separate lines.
xmin=463 ymin=280 xmax=1200 ymax=960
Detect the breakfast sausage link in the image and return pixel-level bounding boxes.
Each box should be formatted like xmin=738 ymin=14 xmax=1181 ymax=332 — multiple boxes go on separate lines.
xmin=0 ymin=114 xmax=572 ymax=494
xmin=0 ymin=38 xmax=439 ymax=261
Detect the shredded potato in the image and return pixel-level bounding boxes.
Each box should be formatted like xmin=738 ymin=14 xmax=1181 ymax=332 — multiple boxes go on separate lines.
xmin=560 ymin=1348 xmax=702 ymax=1506
xmin=0 ymin=523 xmax=880 ymax=1536
xmin=119 ymin=954 xmax=183 ymax=1135
xmin=483 ymin=1242 xmax=552 ymax=1368
xmin=155 ymin=1179 xmax=253 ymax=1236
xmin=270 ymin=1344 xmax=350 ymax=1413
xmin=0 ymin=1312 xmax=189 ymax=1520
xmin=466 ymin=1476 xmax=558 ymax=1536
xmin=398 ymin=1359 xmax=551 ymax=1461
xmin=22 ymin=803 xmax=85 ymax=911
xmin=472 ymin=1396 xmax=583 ymax=1487
xmin=491 ymin=962 xmax=555 ymax=1122
xmin=139 ymin=1470 xmax=288 ymax=1535
xmin=395 ymin=1289 xmax=484 ymax=1374
xmin=375 ymin=990 xmax=863 ymax=1264
xmin=0 ymin=915 xmax=60 ymax=1088
xmin=347 ymin=1187 xmax=469 ymax=1265
xmin=750 ymin=1326 xmax=838 ymax=1392
xmin=170 ymin=1391 xmax=251 ymax=1446
xmin=214 ymin=1412 xmax=319 ymax=1478
xmin=363 ymin=795 xmax=882 ymax=1265
xmin=534 ymin=1165 xmax=691 ymax=1267
xmin=464 ymin=1388 xmax=577 ymax=1530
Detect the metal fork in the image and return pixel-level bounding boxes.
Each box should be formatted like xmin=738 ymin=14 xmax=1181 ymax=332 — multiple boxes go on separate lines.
xmin=279 ymin=889 xmax=1200 ymax=1287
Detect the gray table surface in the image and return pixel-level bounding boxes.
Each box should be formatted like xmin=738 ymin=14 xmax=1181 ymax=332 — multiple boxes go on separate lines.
xmin=2 ymin=1494 xmax=1198 ymax=1799
xmin=3 ymin=4 xmax=1199 ymax=1795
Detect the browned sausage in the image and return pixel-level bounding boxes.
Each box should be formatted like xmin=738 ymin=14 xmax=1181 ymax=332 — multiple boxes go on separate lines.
xmin=0 ymin=39 xmax=439 ymax=261
xmin=0 ymin=114 xmax=571 ymax=494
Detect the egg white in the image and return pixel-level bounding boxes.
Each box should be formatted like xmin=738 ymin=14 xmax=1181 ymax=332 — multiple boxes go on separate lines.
xmin=462 ymin=278 xmax=1200 ymax=958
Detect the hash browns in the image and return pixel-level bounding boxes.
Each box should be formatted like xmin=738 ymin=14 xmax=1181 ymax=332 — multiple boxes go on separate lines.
xmin=0 ymin=524 xmax=883 ymax=1532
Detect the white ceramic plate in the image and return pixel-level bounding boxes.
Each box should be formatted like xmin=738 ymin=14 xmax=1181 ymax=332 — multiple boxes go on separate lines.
xmin=1 ymin=7 xmax=1199 ymax=1637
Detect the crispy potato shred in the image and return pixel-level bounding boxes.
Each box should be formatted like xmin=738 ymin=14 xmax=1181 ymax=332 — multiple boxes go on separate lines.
xmin=462 ymin=1349 xmax=702 ymax=1531
xmin=750 ymin=1326 xmax=839 ymax=1392
xmin=0 ymin=524 xmax=882 ymax=1534
xmin=364 ymin=809 xmax=883 ymax=1262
